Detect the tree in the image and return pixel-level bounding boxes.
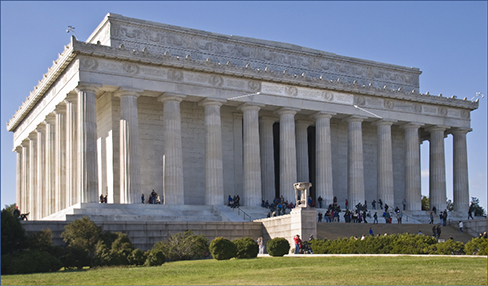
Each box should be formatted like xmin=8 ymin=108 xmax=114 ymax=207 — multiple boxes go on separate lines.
xmin=61 ymin=216 xmax=103 ymax=258
xmin=469 ymin=197 xmax=486 ymax=217
xmin=421 ymin=196 xmax=429 ymax=211
xmin=1 ymin=208 xmax=27 ymax=255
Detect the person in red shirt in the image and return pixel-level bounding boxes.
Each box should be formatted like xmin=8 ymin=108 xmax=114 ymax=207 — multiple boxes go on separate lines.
xmin=293 ymin=234 xmax=302 ymax=254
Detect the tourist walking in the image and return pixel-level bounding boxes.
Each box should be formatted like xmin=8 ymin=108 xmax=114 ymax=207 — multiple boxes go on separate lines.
xmin=429 ymin=212 xmax=434 ymax=224
xmin=402 ymin=198 xmax=407 ymax=210
xmin=459 ymin=221 xmax=464 ymax=233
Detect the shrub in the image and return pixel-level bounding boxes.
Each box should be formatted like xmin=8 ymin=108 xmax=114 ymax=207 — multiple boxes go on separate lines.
xmin=209 ymin=237 xmax=236 ymax=260
xmin=390 ymin=233 xmax=436 ymax=254
xmin=427 ymin=240 xmax=465 ymax=255
xmin=266 ymin=237 xmax=290 ymax=257
xmin=152 ymin=230 xmax=209 ymax=261
xmin=93 ymin=232 xmax=135 ymax=266
xmin=61 ymin=216 xmax=103 ymax=258
xmin=233 ymin=237 xmax=258 ymax=259
xmin=464 ymin=237 xmax=488 ymax=255
xmin=61 ymin=245 xmax=91 ymax=269
xmin=3 ymin=250 xmax=62 ymax=274
xmin=144 ymin=249 xmax=165 ymax=266
xmin=1 ymin=208 xmax=27 ymax=255
xmin=129 ymin=249 xmax=147 ymax=266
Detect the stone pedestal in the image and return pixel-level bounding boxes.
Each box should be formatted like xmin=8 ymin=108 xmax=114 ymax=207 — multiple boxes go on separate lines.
xmin=289 ymin=207 xmax=317 ymax=250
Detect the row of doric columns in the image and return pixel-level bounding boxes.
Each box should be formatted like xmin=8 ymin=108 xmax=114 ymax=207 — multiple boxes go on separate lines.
xmin=14 ymin=85 xmax=472 ymax=218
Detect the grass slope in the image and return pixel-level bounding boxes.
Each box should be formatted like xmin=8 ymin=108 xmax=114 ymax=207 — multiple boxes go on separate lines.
xmin=2 ymin=256 xmax=487 ymax=285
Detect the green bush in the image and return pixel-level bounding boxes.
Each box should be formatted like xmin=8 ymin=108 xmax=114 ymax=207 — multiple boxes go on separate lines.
xmin=152 ymin=230 xmax=209 ymax=261
xmin=129 ymin=249 xmax=147 ymax=266
xmin=233 ymin=237 xmax=258 ymax=259
xmin=61 ymin=216 xmax=103 ymax=258
xmin=266 ymin=237 xmax=290 ymax=257
xmin=427 ymin=239 xmax=465 ymax=255
xmin=1 ymin=208 xmax=27 ymax=255
xmin=144 ymin=249 xmax=165 ymax=266
xmin=464 ymin=237 xmax=487 ymax=255
xmin=390 ymin=233 xmax=436 ymax=254
xmin=2 ymin=250 xmax=62 ymax=274
xmin=61 ymin=245 xmax=91 ymax=269
xmin=209 ymin=237 xmax=236 ymax=260
xmin=93 ymin=232 xmax=135 ymax=266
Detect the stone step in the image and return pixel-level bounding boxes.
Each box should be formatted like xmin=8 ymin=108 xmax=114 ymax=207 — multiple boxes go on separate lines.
xmin=65 ymin=214 xmax=221 ymax=222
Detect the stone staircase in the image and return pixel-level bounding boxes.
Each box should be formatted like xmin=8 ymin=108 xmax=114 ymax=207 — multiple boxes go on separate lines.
xmin=41 ymin=203 xmax=223 ymax=222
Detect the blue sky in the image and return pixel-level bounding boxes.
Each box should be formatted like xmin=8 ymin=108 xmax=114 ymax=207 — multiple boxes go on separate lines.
xmin=1 ymin=1 xmax=486 ymax=211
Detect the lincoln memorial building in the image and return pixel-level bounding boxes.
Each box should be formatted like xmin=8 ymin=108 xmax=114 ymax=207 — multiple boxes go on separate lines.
xmin=7 ymin=13 xmax=478 ymax=220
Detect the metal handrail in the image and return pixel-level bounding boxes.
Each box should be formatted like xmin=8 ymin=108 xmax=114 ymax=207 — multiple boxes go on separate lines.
xmin=233 ymin=206 xmax=252 ymax=221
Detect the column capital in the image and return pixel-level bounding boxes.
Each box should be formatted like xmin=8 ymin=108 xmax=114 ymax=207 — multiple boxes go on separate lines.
xmin=115 ymin=87 xmax=143 ymax=98
xmin=28 ymin=131 xmax=37 ymax=141
xmin=14 ymin=145 xmax=22 ymax=153
xmin=35 ymin=124 xmax=46 ymax=132
xmin=53 ymin=103 xmax=66 ymax=114
xmin=275 ymin=107 xmax=299 ymax=116
xmin=158 ymin=92 xmax=186 ymax=103
xmin=373 ymin=119 xmax=396 ymax=126
xmin=259 ymin=115 xmax=278 ymax=123
xmin=199 ymin=98 xmax=226 ymax=107
xmin=21 ymin=139 xmax=29 ymax=147
xmin=295 ymin=119 xmax=314 ymax=127
xmin=401 ymin=122 xmax=423 ymax=130
xmin=238 ymin=103 xmax=264 ymax=112
xmin=44 ymin=113 xmax=56 ymax=125
xmin=426 ymin=125 xmax=450 ymax=133
xmin=343 ymin=115 xmax=366 ymax=123
xmin=75 ymin=82 xmax=102 ymax=93
xmin=450 ymin=127 xmax=472 ymax=135
xmin=312 ymin=111 xmax=336 ymax=120
xmin=64 ymin=92 xmax=78 ymax=104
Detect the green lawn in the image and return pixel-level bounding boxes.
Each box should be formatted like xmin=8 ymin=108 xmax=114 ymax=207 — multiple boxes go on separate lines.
xmin=2 ymin=256 xmax=487 ymax=285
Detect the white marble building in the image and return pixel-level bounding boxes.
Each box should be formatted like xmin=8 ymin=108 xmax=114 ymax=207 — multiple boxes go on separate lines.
xmin=7 ymin=13 xmax=478 ymax=220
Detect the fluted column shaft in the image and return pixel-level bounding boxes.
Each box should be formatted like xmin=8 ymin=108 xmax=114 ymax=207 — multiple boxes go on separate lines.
xmin=277 ymin=108 xmax=298 ymax=202
xmin=202 ymin=100 xmax=224 ymax=205
xmin=428 ymin=126 xmax=448 ymax=212
xmin=76 ymin=84 xmax=100 ymax=203
xmin=345 ymin=116 xmax=365 ymax=207
xmin=36 ymin=126 xmax=45 ymax=219
xmin=54 ymin=105 xmax=66 ymax=211
xmin=241 ymin=104 xmax=262 ymax=207
xmin=44 ymin=115 xmax=56 ymax=215
xmin=260 ymin=116 xmax=276 ymax=202
xmin=15 ymin=147 xmax=22 ymax=213
xmin=20 ymin=142 xmax=29 ymax=214
xmin=375 ymin=120 xmax=395 ymax=207
xmin=402 ymin=123 xmax=421 ymax=210
xmin=314 ymin=113 xmax=334 ymax=207
xmin=28 ymin=133 xmax=37 ymax=219
xmin=117 ymin=90 xmax=141 ymax=204
xmin=65 ymin=95 xmax=78 ymax=206
xmin=160 ymin=94 xmax=185 ymax=205
xmin=452 ymin=129 xmax=470 ymax=212
xmin=296 ymin=120 xmax=312 ymax=183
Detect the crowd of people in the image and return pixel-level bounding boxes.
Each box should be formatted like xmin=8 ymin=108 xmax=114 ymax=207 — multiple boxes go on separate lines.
xmin=260 ymin=196 xmax=296 ymax=217
xmin=141 ymin=190 xmax=163 ymax=204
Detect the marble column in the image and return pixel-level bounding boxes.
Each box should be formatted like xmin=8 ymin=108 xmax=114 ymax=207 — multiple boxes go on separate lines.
xmin=159 ymin=93 xmax=185 ymax=205
xmin=117 ymin=89 xmax=142 ymax=204
xmin=374 ymin=120 xmax=395 ymax=207
xmin=76 ymin=83 xmax=101 ymax=203
xmin=54 ymin=104 xmax=66 ymax=211
xmin=240 ymin=103 xmax=263 ymax=207
xmin=201 ymin=99 xmax=225 ymax=205
xmin=36 ymin=125 xmax=46 ymax=220
xmin=452 ymin=128 xmax=470 ymax=213
xmin=401 ymin=123 xmax=422 ymax=210
xmin=277 ymin=108 xmax=299 ymax=202
xmin=259 ymin=116 xmax=276 ymax=202
xmin=20 ymin=141 xmax=29 ymax=215
xmin=314 ymin=112 xmax=334 ymax=207
xmin=65 ymin=94 xmax=78 ymax=206
xmin=44 ymin=114 xmax=56 ymax=215
xmin=345 ymin=116 xmax=365 ymax=207
xmin=428 ymin=126 xmax=448 ymax=212
xmin=15 ymin=146 xmax=22 ymax=213
xmin=296 ymin=120 xmax=312 ymax=183
xmin=233 ymin=113 xmax=243 ymax=197
xmin=28 ymin=132 xmax=37 ymax=219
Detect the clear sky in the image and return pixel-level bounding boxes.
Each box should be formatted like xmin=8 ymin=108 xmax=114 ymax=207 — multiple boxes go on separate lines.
xmin=1 ymin=1 xmax=486 ymax=211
